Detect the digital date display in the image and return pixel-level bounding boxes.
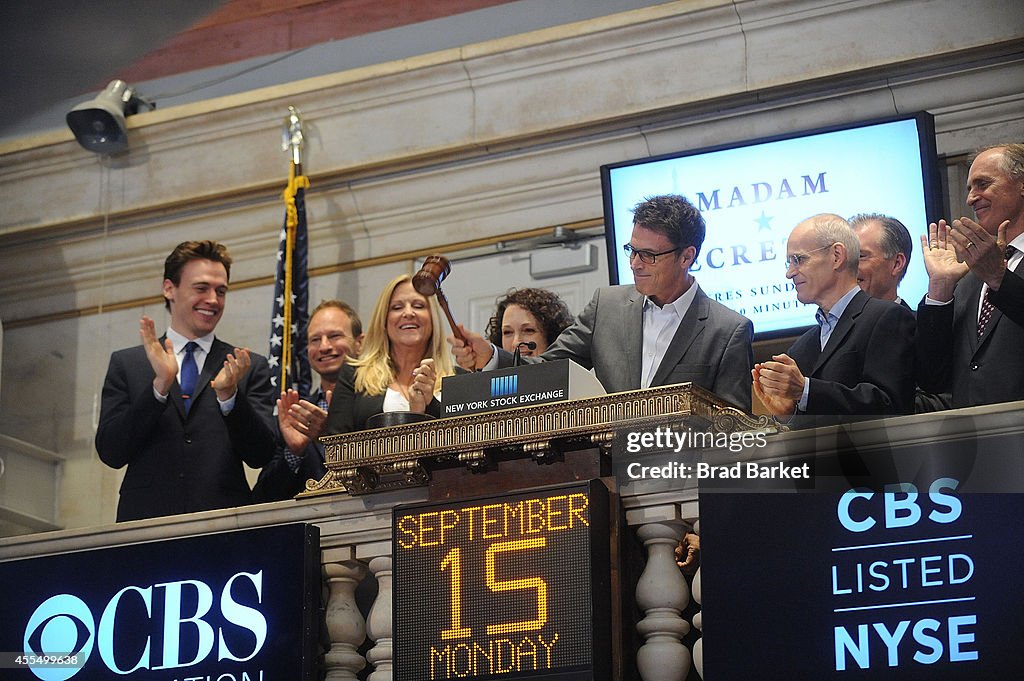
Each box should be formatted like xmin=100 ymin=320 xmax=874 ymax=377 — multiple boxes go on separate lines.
xmin=394 ymin=481 xmax=611 ymax=681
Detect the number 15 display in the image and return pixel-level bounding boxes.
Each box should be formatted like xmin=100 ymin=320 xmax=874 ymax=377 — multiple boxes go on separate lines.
xmin=394 ymin=481 xmax=612 ymax=681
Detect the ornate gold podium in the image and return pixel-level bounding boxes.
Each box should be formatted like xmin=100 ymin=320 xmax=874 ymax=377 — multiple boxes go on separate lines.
xmin=305 ymin=382 xmax=773 ymax=496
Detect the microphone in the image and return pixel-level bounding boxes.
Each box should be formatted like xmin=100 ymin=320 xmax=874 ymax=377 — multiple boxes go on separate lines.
xmin=512 ymin=341 xmax=537 ymax=367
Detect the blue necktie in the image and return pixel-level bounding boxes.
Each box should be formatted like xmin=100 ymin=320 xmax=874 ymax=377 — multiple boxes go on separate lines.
xmin=181 ymin=342 xmax=199 ymax=413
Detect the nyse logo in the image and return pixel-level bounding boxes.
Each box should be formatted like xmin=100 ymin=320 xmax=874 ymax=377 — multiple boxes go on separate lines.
xmin=491 ymin=375 xmax=518 ymax=398
xmin=21 ymin=571 xmax=267 ymax=680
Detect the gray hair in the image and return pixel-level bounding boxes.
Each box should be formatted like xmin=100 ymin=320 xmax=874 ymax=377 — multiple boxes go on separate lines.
xmin=977 ymin=143 xmax=1024 ymax=182
xmin=805 ymin=213 xmax=860 ymax=276
xmin=849 ymin=213 xmax=913 ymax=283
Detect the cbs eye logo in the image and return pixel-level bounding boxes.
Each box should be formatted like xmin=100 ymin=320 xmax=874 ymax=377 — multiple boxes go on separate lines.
xmin=22 ymin=594 xmax=94 ymax=681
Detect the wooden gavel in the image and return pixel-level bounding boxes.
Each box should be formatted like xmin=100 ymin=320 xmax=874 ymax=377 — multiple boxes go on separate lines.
xmin=412 ymin=254 xmax=467 ymax=343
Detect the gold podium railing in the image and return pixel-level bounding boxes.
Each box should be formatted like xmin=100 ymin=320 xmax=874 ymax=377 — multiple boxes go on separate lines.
xmin=305 ymin=382 xmax=774 ymax=496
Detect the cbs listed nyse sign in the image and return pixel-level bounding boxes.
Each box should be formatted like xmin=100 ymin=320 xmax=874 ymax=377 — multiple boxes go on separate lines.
xmin=0 ymin=524 xmax=319 ymax=681
xmin=393 ymin=481 xmax=612 ymax=681
xmin=832 ymin=479 xmax=977 ymax=671
xmin=699 ymin=436 xmax=1023 ymax=680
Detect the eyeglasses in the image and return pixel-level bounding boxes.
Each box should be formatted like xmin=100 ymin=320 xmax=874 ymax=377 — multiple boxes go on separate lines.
xmin=784 ymin=244 xmax=834 ymax=270
xmin=622 ymin=243 xmax=680 ymax=264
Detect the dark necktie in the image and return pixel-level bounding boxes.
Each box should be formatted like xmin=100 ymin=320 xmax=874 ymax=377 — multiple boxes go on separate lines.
xmin=181 ymin=341 xmax=199 ymax=413
xmin=977 ymin=245 xmax=1018 ymax=339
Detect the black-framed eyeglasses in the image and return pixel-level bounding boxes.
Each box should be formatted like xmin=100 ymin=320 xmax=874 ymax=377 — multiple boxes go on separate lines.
xmin=623 ymin=243 xmax=680 ymax=264
xmin=784 ymin=244 xmax=833 ymax=270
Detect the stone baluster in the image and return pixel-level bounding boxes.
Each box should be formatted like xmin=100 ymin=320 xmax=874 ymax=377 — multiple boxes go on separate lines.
xmin=691 ymin=566 xmax=703 ymax=679
xmin=366 ymin=555 xmax=394 ymax=681
xmin=635 ymin=522 xmax=691 ymax=681
xmin=323 ymin=551 xmax=368 ymax=680
xmin=690 ymin=518 xmax=703 ymax=679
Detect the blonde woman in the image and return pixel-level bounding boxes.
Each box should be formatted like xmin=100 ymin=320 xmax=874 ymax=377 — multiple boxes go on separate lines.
xmin=325 ymin=274 xmax=455 ymax=433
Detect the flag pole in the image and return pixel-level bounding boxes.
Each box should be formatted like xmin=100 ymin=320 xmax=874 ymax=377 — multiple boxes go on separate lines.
xmin=280 ymin=107 xmax=309 ymax=390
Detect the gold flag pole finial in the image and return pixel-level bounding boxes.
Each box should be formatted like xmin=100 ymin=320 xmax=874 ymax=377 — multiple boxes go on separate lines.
xmin=282 ymin=106 xmax=304 ymax=174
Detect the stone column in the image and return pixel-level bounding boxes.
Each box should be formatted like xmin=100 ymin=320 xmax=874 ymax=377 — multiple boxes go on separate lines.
xmin=323 ymin=551 xmax=368 ymax=681
xmin=366 ymin=555 xmax=394 ymax=681
xmin=635 ymin=522 xmax=691 ymax=681
xmin=690 ymin=517 xmax=703 ymax=679
xmin=691 ymin=566 xmax=703 ymax=679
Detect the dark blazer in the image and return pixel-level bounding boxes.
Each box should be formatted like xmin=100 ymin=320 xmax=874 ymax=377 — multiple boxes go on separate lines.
xmin=496 ymin=284 xmax=754 ymax=411
xmin=96 ymin=337 xmax=276 ymax=522
xmin=917 ymin=268 xmax=1024 ymax=407
xmin=788 ymin=290 xmax=916 ymax=419
xmin=252 ymin=389 xmax=329 ymax=503
xmin=893 ymin=298 xmax=952 ymax=413
xmin=325 ymin=363 xmax=441 ymax=435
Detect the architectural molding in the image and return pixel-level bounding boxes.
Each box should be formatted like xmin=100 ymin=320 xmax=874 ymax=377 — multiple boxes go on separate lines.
xmin=2 ymin=1 xmax=1021 ymax=235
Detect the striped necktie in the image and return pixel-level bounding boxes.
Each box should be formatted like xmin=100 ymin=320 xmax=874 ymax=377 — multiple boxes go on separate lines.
xmin=977 ymin=245 xmax=1018 ymax=339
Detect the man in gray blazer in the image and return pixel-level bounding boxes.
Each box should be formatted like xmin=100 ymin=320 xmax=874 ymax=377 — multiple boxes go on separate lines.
xmin=451 ymin=194 xmax=754 ymax=411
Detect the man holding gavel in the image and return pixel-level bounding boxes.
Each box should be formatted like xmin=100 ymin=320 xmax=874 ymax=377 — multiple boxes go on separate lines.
xmin=449 ymin=194 xmax=755 ymax=412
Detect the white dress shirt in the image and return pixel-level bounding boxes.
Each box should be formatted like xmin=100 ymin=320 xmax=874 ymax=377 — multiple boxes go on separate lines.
xmin=153 ymin=328 xmax=236 ymax=413
xmin=640 ymin=282 xmax=699 ymax=388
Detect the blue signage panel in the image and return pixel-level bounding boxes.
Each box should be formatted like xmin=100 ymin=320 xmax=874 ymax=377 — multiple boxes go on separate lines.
xmin=601 ymin=113 xmax=941 ymax=339
xmin=0 ymin=523 xmax=320 ymax=681
xmin=698 ymin=438 xmax=1024 ymax=679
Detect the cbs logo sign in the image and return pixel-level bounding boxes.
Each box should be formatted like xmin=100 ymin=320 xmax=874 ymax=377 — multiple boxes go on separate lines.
xmin=22 ymin=571 xmax=266 ymax=680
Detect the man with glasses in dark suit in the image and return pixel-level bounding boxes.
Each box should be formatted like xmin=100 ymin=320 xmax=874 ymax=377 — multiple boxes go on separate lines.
xmin=450 ymin=194 xmax=754 ymax=411
xmin=753 ymin=214 xmax=916 ymax=422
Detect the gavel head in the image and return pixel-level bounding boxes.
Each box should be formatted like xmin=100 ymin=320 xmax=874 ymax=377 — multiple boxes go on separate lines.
xmin=412 ymin=254 xmax=451 ymax=296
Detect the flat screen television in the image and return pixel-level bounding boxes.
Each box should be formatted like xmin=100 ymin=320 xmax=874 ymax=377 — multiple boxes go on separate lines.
xmin=600 ymin=113 xmax=942 ymax=338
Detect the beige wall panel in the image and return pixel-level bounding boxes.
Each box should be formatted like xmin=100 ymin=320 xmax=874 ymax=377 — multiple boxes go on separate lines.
xmin=465 ymin=3 xmax=748 ymax=139
xmin=737 ymin=0 xmax=1024 ymax=89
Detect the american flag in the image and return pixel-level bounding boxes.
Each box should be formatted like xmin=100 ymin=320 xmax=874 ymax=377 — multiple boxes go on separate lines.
xmin=268 ymin=163 xmax=311 ymax=396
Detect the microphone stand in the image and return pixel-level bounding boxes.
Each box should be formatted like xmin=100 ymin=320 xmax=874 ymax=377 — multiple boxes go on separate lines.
xmin=512 ymin=341 xmax=537 ymax=367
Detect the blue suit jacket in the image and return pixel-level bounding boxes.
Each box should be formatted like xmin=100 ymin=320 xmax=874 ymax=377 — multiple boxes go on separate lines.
xmin=96 ymin=337 xmax=276 ymax=521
